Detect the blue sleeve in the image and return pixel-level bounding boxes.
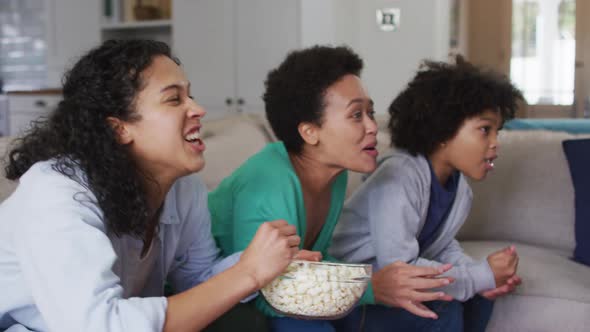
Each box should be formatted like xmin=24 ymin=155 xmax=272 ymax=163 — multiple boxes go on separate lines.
xmin=12 ymin=171 xmax=167 ymax=332
xmin=167 ymin=177 xmax=257 ymax=302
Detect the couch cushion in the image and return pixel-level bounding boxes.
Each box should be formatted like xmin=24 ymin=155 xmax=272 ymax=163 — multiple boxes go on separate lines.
xmin=198 ymin=116 xmax=270 ymax=190
xmin=463 ymin=240 xmax=590 ymax=332
xmin=0 ymin=114 xmax=272 ymax=201
xmin=200 ymin=113 xmax=275 ymax=142
xmin=458 ymin=130 xmax=586 ymax=253
xmin=562 ymin=138 xmax=590 ymax=266
xmin=461 ymin=240 xmax=590 ymax=303
xmin=485 ymin=295 xmax=590 ymax=332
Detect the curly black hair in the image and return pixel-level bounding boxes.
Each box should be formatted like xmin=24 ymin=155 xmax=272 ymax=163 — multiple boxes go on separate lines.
xmin=5 ymin=39 xmax=178 ymax=240
xmin=388 ymin=55 xmax=524 ymax=156
xmin=263 ymin=45 xmax=363 ymax=153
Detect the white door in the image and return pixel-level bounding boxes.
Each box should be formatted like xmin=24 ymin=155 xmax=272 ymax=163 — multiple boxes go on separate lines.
xmin=174 ymin=0 xmax=300 ymax=118
xmin=173 ymin=0 xmax=235 ymax=118
xmin=45 ymin=0 xmax=100 ymax=86
xmin=234 ymin=0 xmax=300 ymax=115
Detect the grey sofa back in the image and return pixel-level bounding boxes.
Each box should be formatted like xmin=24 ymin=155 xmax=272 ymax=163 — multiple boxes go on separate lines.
xmin=458 ymin=130 xmax=587 ymax=254
xmin=0 ymin=122 xmax=585 ymax=256
xmin=0 ymin=114 xmax=276 ymax=204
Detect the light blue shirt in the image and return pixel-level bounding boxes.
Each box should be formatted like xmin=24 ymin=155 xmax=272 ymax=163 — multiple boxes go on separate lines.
xmin=0 ymin=160 xmax=244 ymax=332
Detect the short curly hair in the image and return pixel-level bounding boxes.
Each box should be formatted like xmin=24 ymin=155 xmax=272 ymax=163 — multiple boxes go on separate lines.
xmin=5 ymin=39 xmax=178 ymax=240
xmin=263 ymin=45 xmax=363 ymax=154
xmin=388 ymin=56 xmax=524 ymax=156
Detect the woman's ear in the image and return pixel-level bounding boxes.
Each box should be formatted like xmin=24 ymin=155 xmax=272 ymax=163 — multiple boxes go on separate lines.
xmin=297 ymin=122 xmax=319 ymax=146
xmin=106 ymin=117 xmax=133 ymax=145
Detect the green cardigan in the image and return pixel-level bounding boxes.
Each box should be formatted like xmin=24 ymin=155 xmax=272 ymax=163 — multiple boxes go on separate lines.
xmin=209 ymin=142 xmax=375 ymax=317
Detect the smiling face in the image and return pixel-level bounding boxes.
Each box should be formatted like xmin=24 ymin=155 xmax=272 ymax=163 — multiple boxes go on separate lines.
xmin=115 ymin=55 xmax=207 ymax=185
xmin=432 ymin=109 xmax=502 ymax=182
xmin=311 ymin=74 xmax=378 ymax=173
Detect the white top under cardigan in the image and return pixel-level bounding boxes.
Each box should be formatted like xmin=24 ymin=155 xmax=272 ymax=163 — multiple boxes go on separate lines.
xmin=330 ymin=150 xmax=496 ymax=301
xmin=0 ymin=160 xmax=244 ymax=332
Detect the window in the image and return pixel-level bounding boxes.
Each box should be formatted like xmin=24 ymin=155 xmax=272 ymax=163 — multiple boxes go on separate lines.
xmin=510 ymin=0 xmax=575 ymax=105
xmin=0 ymin=0 xmax=48 ymax=91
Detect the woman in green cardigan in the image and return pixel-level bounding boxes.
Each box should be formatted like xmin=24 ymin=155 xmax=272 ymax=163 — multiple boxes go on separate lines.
xmin=208 ymin=45 xmax=454 ymax=331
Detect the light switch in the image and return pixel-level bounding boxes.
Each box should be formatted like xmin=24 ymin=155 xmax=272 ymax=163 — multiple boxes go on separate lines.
xmin=376 ymin=8 xmax=400 ymax=32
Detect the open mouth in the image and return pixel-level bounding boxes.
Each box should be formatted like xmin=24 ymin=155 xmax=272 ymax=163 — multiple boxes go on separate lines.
xmin=184 ymin=130 xmax=201 ymax=144
xmin=362 ymin=144 xmax=378 ymax=157
xmin=485 ymin=158 xmax=495 ymax=169
xmin=184 ymin=129 xmax=205 ymax=152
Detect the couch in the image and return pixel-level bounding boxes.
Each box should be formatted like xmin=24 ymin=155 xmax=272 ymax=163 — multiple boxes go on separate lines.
xmin=1 ymin=114 xmax=589 ymax=332
xmin=457 ymin=129 xmax=590 ymax=332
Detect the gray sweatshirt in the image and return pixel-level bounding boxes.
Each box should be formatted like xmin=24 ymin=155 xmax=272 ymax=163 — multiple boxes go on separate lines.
xmin=330 ymin=150 xmax=496 ymax=301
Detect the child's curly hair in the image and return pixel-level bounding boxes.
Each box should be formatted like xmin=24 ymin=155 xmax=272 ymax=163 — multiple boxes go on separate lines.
xmin=388 ymin=55 xmax=524 ymax=156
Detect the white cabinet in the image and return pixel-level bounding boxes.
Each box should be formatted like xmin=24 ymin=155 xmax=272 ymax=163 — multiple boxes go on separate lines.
xmin=100 ymin=20 xmax=172 ymax=45
xmin=172 ymin=0 xmax=235 ymax=117
xmin=233 ymin=0 xmax=300 ymax=115
xmin=8 ymin=94 xmax=61 ymax=136
xmin=99 ymin=0 xmax=173 ymax=44
xmin=45 ymin=0 xmax=101 ymax=87
xmin=173 ymin=0 xmax=303 ymax=117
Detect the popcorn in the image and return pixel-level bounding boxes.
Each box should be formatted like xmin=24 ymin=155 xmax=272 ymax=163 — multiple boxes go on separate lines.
xmin=261 ymin=261 xmax=371 ymax=318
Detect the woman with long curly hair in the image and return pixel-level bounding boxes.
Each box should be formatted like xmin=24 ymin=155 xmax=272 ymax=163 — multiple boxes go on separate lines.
xmin=0 ymin=39 xmax=299 ymax=332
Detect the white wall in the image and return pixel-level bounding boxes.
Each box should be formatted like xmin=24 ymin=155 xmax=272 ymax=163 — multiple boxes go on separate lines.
xmin=298 ymin=0 xmax=451 ymax=114
xmin=300 ymin=0 xmax=334 ymax=46
xmin=105 ymin=0 xmax=450 ymax=119
xmin=299 ymin=0 xmax=361 ymax=48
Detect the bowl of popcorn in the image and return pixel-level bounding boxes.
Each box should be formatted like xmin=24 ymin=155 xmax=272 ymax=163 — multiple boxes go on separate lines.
xmin=261 ymin=260 xmax=372 ymax=319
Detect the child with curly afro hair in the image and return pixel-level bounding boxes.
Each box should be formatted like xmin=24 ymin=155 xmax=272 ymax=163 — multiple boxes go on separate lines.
xmin=332 ymin=56 xmax=525 ymax=332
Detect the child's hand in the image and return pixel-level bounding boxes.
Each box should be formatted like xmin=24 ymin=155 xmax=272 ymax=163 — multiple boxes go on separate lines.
xmin=480 ymin=274 xmax=522 ymax=300
xmin=487 ymin=245 xmax=519 ymax=287
xmin=293 ymin=249 xmax=322 ymax=262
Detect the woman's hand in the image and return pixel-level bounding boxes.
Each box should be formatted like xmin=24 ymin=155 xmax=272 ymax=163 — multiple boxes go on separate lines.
xmin=238 ymin=220 xmax=300 ymax=289
xmin=165 ymin=220 xmax=298 ymax=332
xmin=372 ymin=261 xmax=454 ymax=319
xmin=293 ymin=250 xmax=322 ymax=262
xmin=487 ymin=245 xmax=519 ymax=287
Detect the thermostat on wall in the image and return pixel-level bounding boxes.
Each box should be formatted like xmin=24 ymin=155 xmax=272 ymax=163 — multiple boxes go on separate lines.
xmin=376 ymin=8 xmax=400 ymax=32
